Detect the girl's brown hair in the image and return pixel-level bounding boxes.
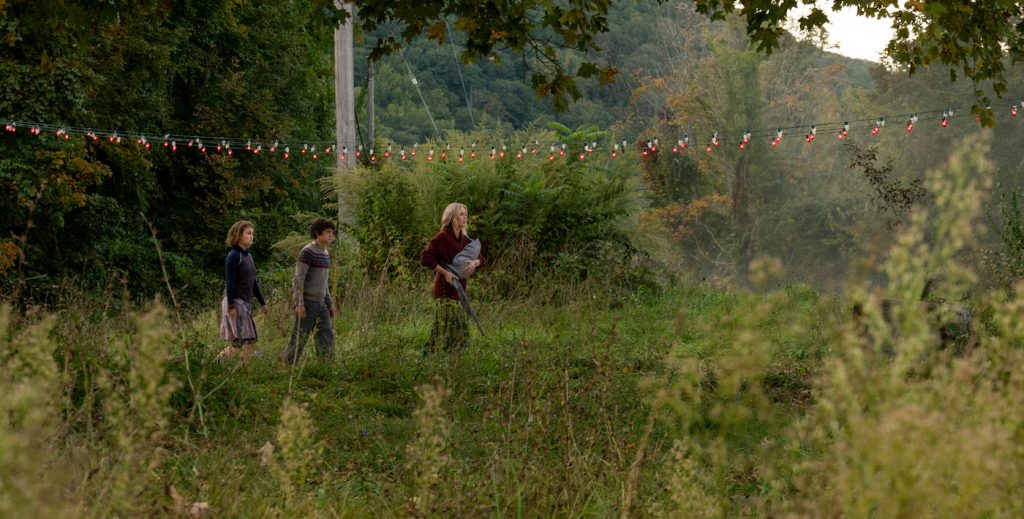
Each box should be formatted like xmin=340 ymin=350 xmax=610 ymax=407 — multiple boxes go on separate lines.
xmin=225 ymin=220 xmax=254 ymax=247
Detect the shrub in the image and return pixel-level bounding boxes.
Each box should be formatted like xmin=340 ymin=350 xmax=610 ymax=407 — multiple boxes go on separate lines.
xmin=985 ymin=184 xmax=1024 ymax=285
xmin=338 ymin=128 xmax=658 ymax=297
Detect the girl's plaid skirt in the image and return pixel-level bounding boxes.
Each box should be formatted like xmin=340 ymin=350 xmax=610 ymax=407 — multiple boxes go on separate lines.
xmin=220 ymin=297 xmax=258 ymax=344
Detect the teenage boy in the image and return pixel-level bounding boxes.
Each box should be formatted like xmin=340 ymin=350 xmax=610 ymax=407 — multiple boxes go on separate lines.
xmin=283 ymin=218 xmax=336 ymax=365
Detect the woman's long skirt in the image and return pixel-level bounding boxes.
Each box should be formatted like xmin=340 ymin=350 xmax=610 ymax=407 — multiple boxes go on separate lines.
xmin=424 ymin=298 xmax=468 ymax=354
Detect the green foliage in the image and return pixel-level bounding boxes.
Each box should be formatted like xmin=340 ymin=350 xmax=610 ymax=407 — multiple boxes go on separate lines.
xmin=621 ymin=12 xmax=1024 ymax=287
xmin=101 ymin=305 xmax=181 ymax=516
xmin=270 ymin=398 xmax=324 ymax=513
xmin=340 ymin=128 xmax=654 ymax=294
xmin=3 ymin=0 xmax=1023 ymax=307
xmin=689 ymin=0 xmax=1022 ymax=118
xmin=0 ymin=0 xmax=336 ymax=304
xmin=5 ymin=136 xmax=1024 ymax=516
xmin=769 ymin=133 xmax=1024 ymax=517
xmin=987 ymin=185 xmax=1024 ymax=283
xmin=348 ymin=0 xmax=1023 ymax=116
xmin=0 ymin=302 xmax=181 ymax=517
xmin=354 ymin=0 xmax=621 ymax=111
xmin=5 ymin=2 xmax=1024 ymax=516
xmin=0 ymin=307 xmax=71 ymax=518
xmin=405 ymin=383 xmax=451 ymax=516
xmin=343 ymin=166 xmax=423 ymax=280
xmin=845 ymin=140 xmax=929 ymax=229
xmin=546 ymin=121 xmax=609 ymax=151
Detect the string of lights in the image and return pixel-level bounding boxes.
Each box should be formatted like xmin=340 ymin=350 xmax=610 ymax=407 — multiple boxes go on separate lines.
xmin=4 ymin=98 xmax=1022 ymax=163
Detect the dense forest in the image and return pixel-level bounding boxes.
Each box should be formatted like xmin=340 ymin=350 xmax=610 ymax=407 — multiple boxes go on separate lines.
xmin=4 ymin=0 xmax=1024 ymax=516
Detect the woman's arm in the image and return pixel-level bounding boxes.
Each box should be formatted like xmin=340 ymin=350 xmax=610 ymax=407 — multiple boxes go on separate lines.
xmin=420 ymin=233 xmax=442 ymax=269
xmin=421 ymin=233 xmax=456 ymax=284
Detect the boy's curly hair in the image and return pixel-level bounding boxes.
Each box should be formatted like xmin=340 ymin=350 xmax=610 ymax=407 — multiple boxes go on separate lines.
xmin=310 ymin=218 xmax=336 ymax=239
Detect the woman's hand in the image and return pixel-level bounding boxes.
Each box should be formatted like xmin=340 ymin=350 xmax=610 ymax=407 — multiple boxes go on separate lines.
xmin=464 ymin=260 xmax=477 ymax=277
xmin=260 ymin=305 xmax=270 ymax=317
xmin=442 ymin=269 xmax=456 ymax=285
xmin=228 ymin=307 xmax=238 ymax=320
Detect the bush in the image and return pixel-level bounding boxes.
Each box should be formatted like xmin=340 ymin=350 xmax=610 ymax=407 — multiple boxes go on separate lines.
xmin=986 ymin=184 xmax=1024 ymax=285
xmin=339 ymin=128 xmax=658 ymax=297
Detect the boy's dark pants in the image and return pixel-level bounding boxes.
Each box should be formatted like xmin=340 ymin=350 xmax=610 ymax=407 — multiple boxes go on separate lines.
xmin=283 ymin=299 xmax=334 ymax=365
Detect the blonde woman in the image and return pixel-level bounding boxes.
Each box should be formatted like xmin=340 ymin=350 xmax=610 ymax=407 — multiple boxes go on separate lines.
xmin=420 ymin=203 xmax=482 ymax=353
xmin=219 ymin=220 xmax=269 ymax=362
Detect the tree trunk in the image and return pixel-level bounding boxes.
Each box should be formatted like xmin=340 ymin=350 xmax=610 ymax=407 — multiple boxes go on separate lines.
xmin=731 ymin=153 xmax=754 ymax=269
xmin=13 ymin=179 xmax=48 ymax=309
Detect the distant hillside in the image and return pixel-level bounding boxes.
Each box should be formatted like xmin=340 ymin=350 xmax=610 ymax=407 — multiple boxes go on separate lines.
xmin=352 ymin=1 xmax=877 ymax=145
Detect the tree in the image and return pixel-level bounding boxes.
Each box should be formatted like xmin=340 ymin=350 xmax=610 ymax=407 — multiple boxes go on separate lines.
xmin=349 ymin=0 xmax=620 ymax=112
xmin=692 ymin=0 xmax=1023 ymax=123
xmin=344 ymin=0 xmax=1023 ymax=118
xmin=0 ymin=0 xmax=338 ymax=303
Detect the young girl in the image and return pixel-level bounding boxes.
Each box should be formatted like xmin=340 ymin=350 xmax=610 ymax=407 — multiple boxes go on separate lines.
xmin=420 ymin=203 xmax=482 ymax=353
xmin=219 ymin=220 xmax=269 ymax=362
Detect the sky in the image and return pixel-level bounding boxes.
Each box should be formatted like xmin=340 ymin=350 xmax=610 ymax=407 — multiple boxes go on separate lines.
xmin=793 ymin=6 xmax=896 ymax=62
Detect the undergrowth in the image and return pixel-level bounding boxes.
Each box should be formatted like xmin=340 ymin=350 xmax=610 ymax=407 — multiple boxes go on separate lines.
xmin=3 ymin=135 xmax=1023 ymax=518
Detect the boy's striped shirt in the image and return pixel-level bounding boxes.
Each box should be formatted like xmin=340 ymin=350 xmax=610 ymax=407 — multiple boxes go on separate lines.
xmin=291 ymin=242 xmax=332 ymax=307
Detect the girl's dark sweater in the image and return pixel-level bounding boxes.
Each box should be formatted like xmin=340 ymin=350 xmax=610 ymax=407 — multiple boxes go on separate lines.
xmin=225 ymin=245 xmax=266 ymax=308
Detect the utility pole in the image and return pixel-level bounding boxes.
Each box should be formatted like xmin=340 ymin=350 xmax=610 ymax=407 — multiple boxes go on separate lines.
xmin=334 ymin=1 xmax=356 ymax=225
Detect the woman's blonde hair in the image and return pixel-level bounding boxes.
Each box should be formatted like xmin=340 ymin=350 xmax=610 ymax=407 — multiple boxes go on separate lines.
xmin=225 ymin=220 xmax=254 ymax=247
xmin=440 ymin=203 xmax=468 ymax=234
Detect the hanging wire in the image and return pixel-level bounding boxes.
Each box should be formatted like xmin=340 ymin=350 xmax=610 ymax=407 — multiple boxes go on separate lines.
xmin=4 ymin=98 xmax=1021 ymax=156
xmin=398 ymin=46 xmax=440 ymax=136
xmin=445 ymin=21 xmax=476 ymax=130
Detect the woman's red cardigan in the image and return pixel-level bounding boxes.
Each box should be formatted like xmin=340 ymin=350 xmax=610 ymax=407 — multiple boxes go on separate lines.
xmin=420 ymin=226 xmax=482 ymax=300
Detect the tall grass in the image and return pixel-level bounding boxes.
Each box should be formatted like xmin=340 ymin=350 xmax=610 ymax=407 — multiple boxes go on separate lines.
xmin=1 ymin=304 xmax=179 ymax=517
xmin=2 ymin=133 xmax=1022 ymax=517
xmin=773 ymin=133 xmax=1024 ymax=518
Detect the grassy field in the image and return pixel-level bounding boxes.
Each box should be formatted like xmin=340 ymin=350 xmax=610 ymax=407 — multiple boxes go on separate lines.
xmin=168 ymin=281 xmax=831 ymax=517
xmin=1 ymin=278 xmax=839 ymax=517
xmin=7 ymin=270 xmax=1024 ymax=517
xmin=5 ymin=140 xmax=1024 ymax=518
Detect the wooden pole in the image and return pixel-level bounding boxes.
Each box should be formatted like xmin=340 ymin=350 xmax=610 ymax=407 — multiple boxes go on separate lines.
xmin=334 ymin=1 xmax=356 ymax=224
